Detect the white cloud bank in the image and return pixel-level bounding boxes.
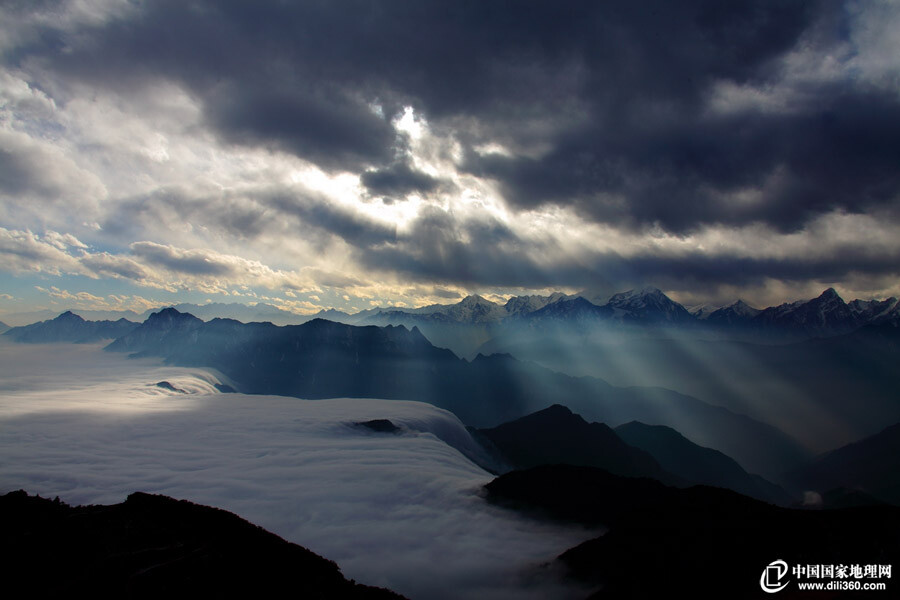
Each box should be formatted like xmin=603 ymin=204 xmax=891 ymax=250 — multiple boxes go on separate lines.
xmin=0 ymin=342 xmax=593 ymax=600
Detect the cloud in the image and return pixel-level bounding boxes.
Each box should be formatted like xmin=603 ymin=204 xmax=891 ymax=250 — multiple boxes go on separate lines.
xmin=0 ymin=130 xmax=107 ymax=220
xmin=0 ymin=343 xmax=592 ymax=600
xmin=0 ymin=227 xmax=86 ymax=275
xmin=0 ymin=0 xmax=898 ymax=306
xmin=129 ymin=241 xmax=240 ymax=277
xmin=360 ymin=162 xmax=441 ymax=198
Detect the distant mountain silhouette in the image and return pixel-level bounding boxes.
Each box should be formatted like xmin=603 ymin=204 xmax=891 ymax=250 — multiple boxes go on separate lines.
xmin=0 ymin=319 xmax=8 ymax=334
xmin=604 ymin=286 xmax=696 ymax=325
xmin=786 ymin=421 xmax=900 ymax=505
xmin=1 ymin=490 xmax=406 ymax=599
xmin=477 ymin=405 xmax=677 ymax=483
xmin=486 ymin=465 xmax=900 ymax=599
xmin=4 ymin=311 xmax=139 ymax=343
xmin=748 ymin=288 xmax=863 ymax=339
xmin=519 ymin=296 xmax=612 ymax=326
xmin=704 ymin=299 xmax=761 ymax=326
xmin=615 ymin=421 xmax=791 ymax=505
xmin=138 ymin=302 xmax=306 ymax=326
xmin=103 ymin=309 xmax=809 ymax=476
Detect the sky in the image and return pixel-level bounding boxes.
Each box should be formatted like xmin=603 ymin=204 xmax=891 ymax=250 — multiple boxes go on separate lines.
xmin=1 ymin=0 xmax=899 ymax=318
xmin=0 ymin=341 xmax=593 ymax=600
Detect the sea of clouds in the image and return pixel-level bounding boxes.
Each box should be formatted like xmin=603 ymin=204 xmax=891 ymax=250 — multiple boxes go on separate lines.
xmin=0 ymin=341 xmax=594 ymax=599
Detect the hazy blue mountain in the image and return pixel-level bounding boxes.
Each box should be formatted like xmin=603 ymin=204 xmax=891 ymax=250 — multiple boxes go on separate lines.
xmin=475 ymin=312 xmax=900 ymax=456
xmin=107 ymin=308 xmax=205 ymax=355
xmin=615 ymin=421 xmax=791 ymax=505
xmin=704 ymin=299 xmax=761 ymax=326
xmin=2 ymin=490 xmax=405 ymax=599
xmin=4 ymin=311 xmax=139 ymax=343
xmin=477 ymin=404 xmax=677 ymax=483
xmin=139 ymin=302 xmax=306 ymax=326
xmin=0 ymin=320 xmax=8 ymax=334
xmin=105 ymin=309 xmax=809 ymax=476
xmin=786 ymin=421 xmax=900 ymax=505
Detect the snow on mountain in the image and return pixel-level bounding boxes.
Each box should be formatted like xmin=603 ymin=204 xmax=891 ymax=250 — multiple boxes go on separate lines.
xmin=503 ymin=292 xmax=569 ymax=317
xmin=850 ymin=297 xmax=900 ymax=325
xmin=522 ymin=296 xmax=611 ymax=324
xmin=705 ymin=300 xmax=761 ymax=326
xmin=751 ymin=288 xmax=860 ymax=336
xmin=604 ymin=287 xmax=695 ymax=324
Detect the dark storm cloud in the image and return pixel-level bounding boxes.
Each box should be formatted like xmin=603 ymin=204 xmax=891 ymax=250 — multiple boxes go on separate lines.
xmin=101 ymin=186 xmax=397 ymax=251
xmin=8 ymin=0 xmax=900 ymax=266
xmin=17 ymin=1 xmax=860 ymax=226
xmin=360 ymin=162 xmax=441 ymax=198
xmin=468 ymin=86 xmax=900 ymax=233
xmin=357 ymin=207 xmax=900 ymax=290
xmin=267 ymin=193 xmax=398 ymax=248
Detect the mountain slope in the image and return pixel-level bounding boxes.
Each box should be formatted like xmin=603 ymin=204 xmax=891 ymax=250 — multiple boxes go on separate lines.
xmin=477 ymin=404 xmax=676 ymax=483
xmin=485 ymin=465 xmax=900 ymax=599
xmin=4 ymin=311 xmax=139 ymax=343
xmin=1 ymin=490 xmax=405 ymax=598
xmin=615 ymin=421 xmax=791 ymax=505
xmin=787 ymin=422 xmax=900 ymax=505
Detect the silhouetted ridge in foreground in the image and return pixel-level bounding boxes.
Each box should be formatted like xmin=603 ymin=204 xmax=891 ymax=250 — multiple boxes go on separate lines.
xmin=485 ymin=465 xmax=900 ymax=599
xmin=1 ymin=490 xmax=406 ymax=599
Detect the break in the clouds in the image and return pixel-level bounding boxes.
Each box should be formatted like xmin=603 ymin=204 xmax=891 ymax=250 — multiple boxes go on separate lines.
xmin=1 ymin=0 xmax=900 ymax=313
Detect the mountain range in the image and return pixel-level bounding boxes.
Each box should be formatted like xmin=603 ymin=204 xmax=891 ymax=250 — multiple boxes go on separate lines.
xmin=476 ymin=404 xmax=790 ymax=505
xmin=96 ymin=308 xmax=808 ymax=477
xmin=7 ymin=286 xmax=896 ymax=341
xmin=8 ymin=296 xmax=899 ymax=478
xmin=3 ymin=311 xmax=139 ymax=343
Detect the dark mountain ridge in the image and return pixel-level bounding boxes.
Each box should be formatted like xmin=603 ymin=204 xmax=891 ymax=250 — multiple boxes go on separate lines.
xmin=477 ymin=404 xmax=678 ymax=484
xmin=787 ymin=421 xmax=900 ymax=505
xmin=486 ymin=464 xmax=900 ymax=599
xmin=1 ymin=490 xmax=405 ymax=599
xmin=4 ymin=310 xmax=139 ymax=343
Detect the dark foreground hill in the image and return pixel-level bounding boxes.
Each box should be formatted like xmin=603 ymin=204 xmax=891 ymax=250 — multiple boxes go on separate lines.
xmin=485 ymin=465 xmax=900 ymax=599
xmin=0 ymin=490 xmax=405 ymax=599
xmin=104 ymin=309 xmax=809 ymax=476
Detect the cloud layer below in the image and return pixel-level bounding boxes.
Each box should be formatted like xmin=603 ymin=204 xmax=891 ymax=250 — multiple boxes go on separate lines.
xmin=0 ymin=342 xmax=592 ymax=600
